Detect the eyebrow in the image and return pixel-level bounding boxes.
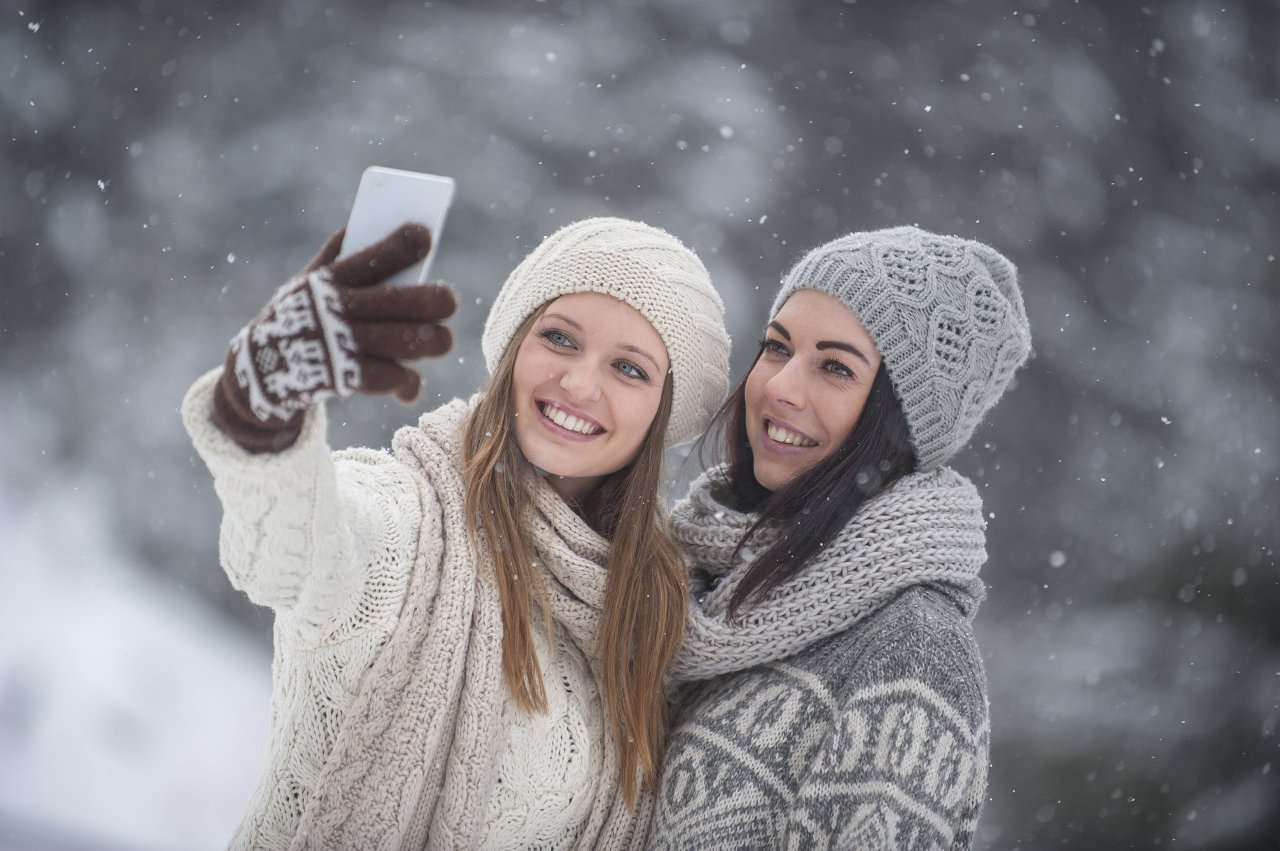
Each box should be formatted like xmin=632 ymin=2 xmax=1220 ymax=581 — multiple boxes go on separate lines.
xmin=619 ymin=343 xmax=664 ymax=373
xmin=543 ymin=312 xmax=584 ymax=331
xmin=769 ymin=320 xmax=874 ymax=368
xmin=544 ymin=312 xmax=665 ymax=373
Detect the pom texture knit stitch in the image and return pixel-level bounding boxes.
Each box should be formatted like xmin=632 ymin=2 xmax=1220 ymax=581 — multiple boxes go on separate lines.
xmin=182 ymin=369 xmax=650 ymax=851
xmin=482 ymin=217 xmax=730 ymax=447
xmin=771 ymin=226 xmax=1032 ymax=469
xmin=649 ymin=469 xmax=991 ymax=849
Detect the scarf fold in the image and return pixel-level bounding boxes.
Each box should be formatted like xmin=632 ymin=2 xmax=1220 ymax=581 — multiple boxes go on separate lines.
xmin=669 ymin=465 xmax=988 ymax=682
xmin=290 ymin=397 xmax=647 ymax=851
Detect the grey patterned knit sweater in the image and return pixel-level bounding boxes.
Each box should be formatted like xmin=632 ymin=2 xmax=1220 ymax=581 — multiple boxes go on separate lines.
xmin=649 ymin=468 xmax=991 ymax=850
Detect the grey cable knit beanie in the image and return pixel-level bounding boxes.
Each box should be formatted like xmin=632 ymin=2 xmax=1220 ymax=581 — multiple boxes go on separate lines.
xmin=483 ymin=217 xmax=730 ymax=448
xmin=771 ymin=226 xmax=1032 ymax=470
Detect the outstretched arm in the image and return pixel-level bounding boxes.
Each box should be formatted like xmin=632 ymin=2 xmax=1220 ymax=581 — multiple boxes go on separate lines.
xmin=183 ymin=225 xmax=455 ymax=644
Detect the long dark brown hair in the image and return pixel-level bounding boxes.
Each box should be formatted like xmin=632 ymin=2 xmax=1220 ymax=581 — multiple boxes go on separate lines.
xmin=703 ymin=351 xmax=918 ymax=618
xmin=461 ymin=307 xmax=686 ymax=805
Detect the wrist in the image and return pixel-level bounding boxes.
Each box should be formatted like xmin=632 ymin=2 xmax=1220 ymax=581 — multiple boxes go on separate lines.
xmin=212 ymin=360 xmax=304 ymax=454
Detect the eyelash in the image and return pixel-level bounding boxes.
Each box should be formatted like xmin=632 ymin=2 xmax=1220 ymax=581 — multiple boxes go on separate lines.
xmin=539 ymin=328 xmax=574 ymax=349
xmin=758 ymin=337 xmax=788 ymax=357
xmin=823 ymin=359 xmax=854 ymax=379
xmin=539 ymin=328 xmax=651 ymax=383
xmin=758 ymin=337 xmax=855 ymax=380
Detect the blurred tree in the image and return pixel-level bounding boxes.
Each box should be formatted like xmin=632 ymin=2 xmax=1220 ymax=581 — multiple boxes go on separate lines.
xmin=1 ymin=0 xmax=1275 ymax=847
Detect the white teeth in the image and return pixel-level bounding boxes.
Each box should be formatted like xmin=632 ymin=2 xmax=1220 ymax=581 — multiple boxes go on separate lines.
xmin=541 ymin=403 xmax=602 ymax=435
xmin=767 ymin=422 xmax=817 ymax=447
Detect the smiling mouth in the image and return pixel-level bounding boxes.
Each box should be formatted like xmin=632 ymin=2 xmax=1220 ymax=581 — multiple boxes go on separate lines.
xmin=765 ymin=419 xmax=818 ymax=447
xmin=538 ymin=401 xmax=605 ymax=436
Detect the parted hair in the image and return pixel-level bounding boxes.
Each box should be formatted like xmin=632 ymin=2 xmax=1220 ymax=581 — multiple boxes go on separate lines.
xmin=462 ymin=306 xmax=686 ymax=805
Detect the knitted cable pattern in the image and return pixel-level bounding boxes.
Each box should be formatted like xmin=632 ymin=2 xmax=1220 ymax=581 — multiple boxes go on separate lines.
xmin=668 ymin=465 xmax=988 ymax=681
xmin=771 ymin=227 xmax=1032 ymax=470
xmin=181 ymin=369 xmax=649 ymax=851
xmin=301 ymin=402 xmax=649 ymax=850
xmin=482 ymin=622 xmax=602 ymax=849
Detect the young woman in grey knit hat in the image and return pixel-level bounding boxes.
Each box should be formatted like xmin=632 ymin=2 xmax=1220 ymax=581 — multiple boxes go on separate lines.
xmin=649 ymin=226 xmax=1032 ymax=850
xmin=182 ymin=217 xmax=730 ymax=850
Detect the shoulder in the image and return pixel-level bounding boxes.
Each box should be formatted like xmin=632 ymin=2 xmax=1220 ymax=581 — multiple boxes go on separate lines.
xmin=857 ymin=584 xmax=983 ymax=670
xmin=323 ymin=400 xmax=476 ymax=532
xmin=789 ymin=584 xmax=988 ymax=722
xmin=390 ymin=397 xmax=473 ymax=473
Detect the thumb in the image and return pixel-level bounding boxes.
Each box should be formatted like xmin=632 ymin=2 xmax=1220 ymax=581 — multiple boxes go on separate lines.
xmin=302 ymin=228 xmax=346 ymax=273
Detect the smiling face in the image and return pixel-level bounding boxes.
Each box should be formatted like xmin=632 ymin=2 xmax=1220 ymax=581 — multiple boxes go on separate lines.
xmin=744 ymin=289 xmax=884 ymax=492
xmin=510 ymin=291 xmax=670 ymax=502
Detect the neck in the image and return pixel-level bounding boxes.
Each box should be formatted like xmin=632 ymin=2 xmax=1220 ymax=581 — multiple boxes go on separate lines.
xmin=543 ymin=471 xmax=603 ymax=506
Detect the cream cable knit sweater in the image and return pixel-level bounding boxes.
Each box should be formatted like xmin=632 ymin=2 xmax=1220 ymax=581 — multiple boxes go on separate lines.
xmin=182 ymin=368 xmax=649 ymax=851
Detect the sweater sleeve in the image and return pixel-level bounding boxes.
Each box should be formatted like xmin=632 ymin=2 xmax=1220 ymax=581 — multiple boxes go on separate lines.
xmin=781 ymin=625 xmax=990 ymax=850
xmin=181 ymin=367 xmax=424 ymax=647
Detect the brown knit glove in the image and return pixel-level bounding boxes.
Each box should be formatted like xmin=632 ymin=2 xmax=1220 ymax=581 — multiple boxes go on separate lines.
xmin=212 ymin=224 xmax=458 ymax=453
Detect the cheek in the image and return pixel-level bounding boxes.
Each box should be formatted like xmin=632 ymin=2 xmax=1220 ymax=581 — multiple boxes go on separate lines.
xmin=826 ymin=390 xmax=870 ymax=443
xmin=743 ymin=367 xmax=768 ymax=413
xmin=615 ymin=389 xmax=662 ymax=447
xmin=513 ymin=347 xmax=555 ymax=390
xmin=511 ymin=341 xmax=536 ymax=385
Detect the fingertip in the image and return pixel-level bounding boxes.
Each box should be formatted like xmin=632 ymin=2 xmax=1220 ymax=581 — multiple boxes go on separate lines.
xmin=396 ymin=377 xmax=422 ymax=404
xmin=399 ymin=222 xmax=433 ymax=257
xmin=430 ymin=325 xmax=454 ymax=357
xmin=422 ymin=283 xmax=459 ymax=318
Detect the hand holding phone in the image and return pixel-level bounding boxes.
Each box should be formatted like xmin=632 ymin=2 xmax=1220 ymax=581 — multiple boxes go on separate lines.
xmin=214 ymin=224 xmax=459 ymax=452
xmin=339 ymin=166 xmax=456 ymax=285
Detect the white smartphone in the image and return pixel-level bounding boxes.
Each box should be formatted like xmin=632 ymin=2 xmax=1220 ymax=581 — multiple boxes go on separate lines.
xmin=339 ymin=166 xmax=456 ymax=285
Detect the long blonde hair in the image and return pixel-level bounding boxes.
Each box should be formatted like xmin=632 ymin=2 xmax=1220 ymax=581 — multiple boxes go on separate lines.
xmin=461 ymin=307 xmax=687 ymax=805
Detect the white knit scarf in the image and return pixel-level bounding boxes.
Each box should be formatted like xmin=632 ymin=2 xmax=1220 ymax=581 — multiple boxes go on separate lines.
xmin=290 ymin=399 xmax=649 ymax=851
xmin=669 ymin=465 xmax=988 ymax=681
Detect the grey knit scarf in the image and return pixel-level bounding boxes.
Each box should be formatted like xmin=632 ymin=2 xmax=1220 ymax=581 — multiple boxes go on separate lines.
xmin=669 ymin=465 xmax=988 ymax=681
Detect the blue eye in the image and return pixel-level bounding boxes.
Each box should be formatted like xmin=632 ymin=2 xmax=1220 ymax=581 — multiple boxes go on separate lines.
xmin=539 ymin=328 xmax=574 ymax=349
xmin=615 ymin=360 xmax=649 ymax=382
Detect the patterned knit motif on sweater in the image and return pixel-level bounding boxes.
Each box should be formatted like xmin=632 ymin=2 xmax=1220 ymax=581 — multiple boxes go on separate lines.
xmin=181 ymin=368 xmax=649 ymax=851
xmin=648 ymin=471 xmax=991 ymax=850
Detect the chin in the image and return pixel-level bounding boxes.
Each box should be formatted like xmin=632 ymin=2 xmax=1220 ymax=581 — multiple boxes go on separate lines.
xmin=752 ymin=462 xmax=786 ymax=493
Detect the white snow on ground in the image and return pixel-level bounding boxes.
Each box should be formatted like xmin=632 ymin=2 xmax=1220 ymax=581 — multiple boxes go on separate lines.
xmin=0 ymin=478 xmax=271 ymax=851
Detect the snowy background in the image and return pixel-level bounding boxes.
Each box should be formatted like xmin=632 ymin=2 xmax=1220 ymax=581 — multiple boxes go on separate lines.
xmin=2 ymin=0 xmax=1277 ymax=848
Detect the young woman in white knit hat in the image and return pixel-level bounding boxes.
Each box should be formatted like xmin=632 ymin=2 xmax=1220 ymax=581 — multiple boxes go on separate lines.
xmin=182 ymin=217 xmax=729 ymax=850
xmin=649 ymin=227 xmax=1033 ymax=850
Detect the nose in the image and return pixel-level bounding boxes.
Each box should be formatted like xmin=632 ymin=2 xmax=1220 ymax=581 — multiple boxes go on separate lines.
xmin=559 ymin=360 xmax=602 ymax=403
xmin=764 ymin=359 xmax=805 ymax=411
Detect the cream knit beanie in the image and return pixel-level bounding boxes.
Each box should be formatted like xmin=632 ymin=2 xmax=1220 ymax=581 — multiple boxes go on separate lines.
xmin=772 ymin=226 xmax=1032 ymax=470
xmin=482 ymin=217 xmax=730 ymax=447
